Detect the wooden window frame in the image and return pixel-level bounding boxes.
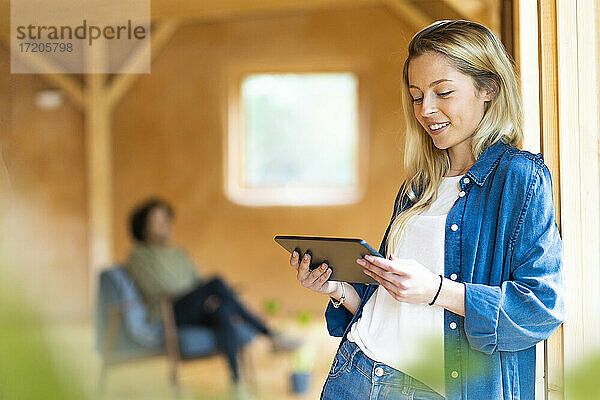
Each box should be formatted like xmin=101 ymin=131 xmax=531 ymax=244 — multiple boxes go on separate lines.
xmin=518 ymin=0 xmax=600 ymax=398
xmin=224 ymin=65 xmax=370 ymax=207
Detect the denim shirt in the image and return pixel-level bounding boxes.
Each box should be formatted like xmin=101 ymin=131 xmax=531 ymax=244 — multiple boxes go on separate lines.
xmin=324 ymin=140 xmax=565 ymax=400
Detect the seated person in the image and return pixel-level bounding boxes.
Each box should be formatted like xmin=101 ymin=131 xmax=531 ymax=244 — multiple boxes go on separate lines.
xmin=126 ymin=198 xmax=299 ymax=388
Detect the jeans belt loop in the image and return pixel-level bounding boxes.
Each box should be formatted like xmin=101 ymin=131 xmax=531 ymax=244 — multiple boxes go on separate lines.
xmin=348 ymin=341 xmax=361 ymax=367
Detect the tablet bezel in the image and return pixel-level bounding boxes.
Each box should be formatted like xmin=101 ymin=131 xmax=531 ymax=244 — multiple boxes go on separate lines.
xmin=274 ymin=235 xmax=382 ymax=284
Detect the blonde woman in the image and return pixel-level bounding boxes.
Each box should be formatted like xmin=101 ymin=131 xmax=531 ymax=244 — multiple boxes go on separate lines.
xmin=290 ymin=20 xmax=564 ymax=399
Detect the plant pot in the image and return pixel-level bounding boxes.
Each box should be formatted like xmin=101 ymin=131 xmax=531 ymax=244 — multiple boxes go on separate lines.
xmin=290 ymin=371 xmax=311 ymax=394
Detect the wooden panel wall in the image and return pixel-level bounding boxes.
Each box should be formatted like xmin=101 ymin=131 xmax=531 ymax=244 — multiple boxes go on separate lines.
xmin=109 ymin=6 xmax=417 ymax=316
xmin=0 ymin=5 xmax=417 ymax=319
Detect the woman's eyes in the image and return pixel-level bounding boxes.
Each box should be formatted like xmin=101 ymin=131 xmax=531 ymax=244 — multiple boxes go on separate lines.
xmin=410 ymin=91 xmax=454 ymax=103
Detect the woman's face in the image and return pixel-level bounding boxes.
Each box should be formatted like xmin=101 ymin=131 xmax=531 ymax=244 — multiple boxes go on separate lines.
xmin=145 ymin=206 xmax=172 ymax=245
xmin=407 ymin=52 xmax=493 ymax=151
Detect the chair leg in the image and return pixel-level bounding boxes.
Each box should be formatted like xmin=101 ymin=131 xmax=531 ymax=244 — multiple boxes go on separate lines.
xmin=170 ymin=358 xmax=181 ymax=398
xmin=97 ymin=361 xmax=108 ymax=397
xmin=239 ymin=346 xmax=258 ymax=393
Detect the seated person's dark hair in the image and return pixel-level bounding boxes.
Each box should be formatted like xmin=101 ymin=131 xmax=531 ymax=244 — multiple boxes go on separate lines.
xmin=129 ymin=198 xmax=174 ymax=242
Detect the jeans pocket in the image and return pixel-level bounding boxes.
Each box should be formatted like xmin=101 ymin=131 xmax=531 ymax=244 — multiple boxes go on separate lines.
xmin=328 ymin=351 xmax=350 ymax=379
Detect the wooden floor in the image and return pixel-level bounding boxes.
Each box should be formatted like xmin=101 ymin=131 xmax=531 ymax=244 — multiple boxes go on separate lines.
xmin=46 ymin=317 xmax=341 ymax=400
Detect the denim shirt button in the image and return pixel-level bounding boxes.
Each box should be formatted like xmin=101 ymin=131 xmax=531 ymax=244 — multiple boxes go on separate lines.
xmin=375 ymin=367 xmax=384 ymax=377
xmin=451 ymin=371 xmax=459 ymax=379
xmin=458 ymin=191 xmax=465 ymax=197
xmin=450 ymin=322 xmax=457 ymax=330
xmin=463 ymin=177 xmax=470 ymax=184
xmin=451 ymin=224 xmax=459 ymax=231
xmin=450 ymin=273 xmax=458 ymax=280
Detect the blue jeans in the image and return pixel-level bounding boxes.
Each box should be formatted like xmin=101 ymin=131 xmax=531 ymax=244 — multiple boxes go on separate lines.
xmin=321 ymin=340 xmax=445 ymax=400
xmin=173 ymin=278 xmax=270 ymax=383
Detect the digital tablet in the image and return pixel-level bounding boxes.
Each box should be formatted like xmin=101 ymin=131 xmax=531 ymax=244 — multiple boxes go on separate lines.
xmin=274 ymin=235 xmax=382 ymax=284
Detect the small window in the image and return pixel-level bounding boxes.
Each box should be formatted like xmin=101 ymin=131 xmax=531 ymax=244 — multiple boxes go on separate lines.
xmin=226 ymin=72 xmax=363 ymax=206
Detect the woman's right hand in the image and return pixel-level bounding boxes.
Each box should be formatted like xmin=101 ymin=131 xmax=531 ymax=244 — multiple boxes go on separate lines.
xmin=290 ymin=251 xmax=339 ymax=296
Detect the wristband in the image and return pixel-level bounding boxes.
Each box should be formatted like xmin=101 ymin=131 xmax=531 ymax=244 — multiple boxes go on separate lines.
xmin=428 ymin=275 xmax=444 ymax=306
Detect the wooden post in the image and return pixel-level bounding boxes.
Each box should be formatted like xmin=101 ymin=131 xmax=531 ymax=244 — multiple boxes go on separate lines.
xmin=537 ymin=1 xmax=563 ymax=398
xmin=554 ymin=0 xmax=600 ymax=399
xmin=82 ymin=21 xmax=179 ymax=303
xmin=84 ymin=40 xmax=113 ymax=294
xmin=537 ymin=0 xmax=600 ymax=399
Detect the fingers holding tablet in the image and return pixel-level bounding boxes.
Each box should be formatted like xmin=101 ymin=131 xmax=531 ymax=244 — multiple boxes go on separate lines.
xmin=277 ymin=235 xmax=379 ymax=285
xmin=296 ymin=251 xmax=312 ymax=281
xmin=311 ymin=266 xmax=334 ymax=293
xmin=290 ymin=250 xmax=300 ymax=269
xmin=305 ymin=262 xmax=331 ymax=287
xmin=290 ymin=251 xmax=336 ymax=295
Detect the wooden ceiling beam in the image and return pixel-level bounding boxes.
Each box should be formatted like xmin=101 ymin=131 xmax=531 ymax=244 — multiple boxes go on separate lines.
xmin=151 ymin=0 xmax=377 ymax=21
xmin=384 ymin=0 xmax=433 ymax=29
xmin=107 ymin=19 xmax=180 ymax=111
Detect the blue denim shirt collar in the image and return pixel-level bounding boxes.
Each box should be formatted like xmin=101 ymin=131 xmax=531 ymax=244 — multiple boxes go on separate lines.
xmin=410 ymin=140 xmax=510 ymax=199
xmin=464 ymin=140 xmax=510 ymax=186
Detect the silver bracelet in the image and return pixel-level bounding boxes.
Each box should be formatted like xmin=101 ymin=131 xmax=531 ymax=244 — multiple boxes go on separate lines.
xmin=330 ymin=282 xmax=346 ymax=308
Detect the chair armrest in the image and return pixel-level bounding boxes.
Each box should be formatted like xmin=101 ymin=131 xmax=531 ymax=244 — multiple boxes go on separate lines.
xmin=102 ymin=299 xmax=146 ymax=313
xmin=159 ymin=297 xmax=181 ymax=362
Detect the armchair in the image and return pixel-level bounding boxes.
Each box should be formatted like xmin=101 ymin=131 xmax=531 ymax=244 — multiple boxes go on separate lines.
xmin=95 ymin=266 xmax=256 ymax=394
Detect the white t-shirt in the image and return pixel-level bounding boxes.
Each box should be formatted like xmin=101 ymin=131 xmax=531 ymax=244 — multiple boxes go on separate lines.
xmin=347 ymin=174 xmax=463 ymax=397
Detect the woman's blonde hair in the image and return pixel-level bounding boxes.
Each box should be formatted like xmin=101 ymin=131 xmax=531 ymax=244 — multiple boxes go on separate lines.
xmin=385 ymin=20 xmax=523 ymax=258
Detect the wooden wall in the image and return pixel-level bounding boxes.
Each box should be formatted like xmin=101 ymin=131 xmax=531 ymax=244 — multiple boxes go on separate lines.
xmin=1 ymin=5 xmax=419 ymax=318
xmin=0 ymin=49 xmax=89 ymax=318
xmin=111 ymin=6 xmax=415 ymax=316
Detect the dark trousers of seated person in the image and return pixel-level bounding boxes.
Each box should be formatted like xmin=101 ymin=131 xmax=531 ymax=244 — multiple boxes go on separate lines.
xmin=172 ymin=277 xmax=271 ymax=383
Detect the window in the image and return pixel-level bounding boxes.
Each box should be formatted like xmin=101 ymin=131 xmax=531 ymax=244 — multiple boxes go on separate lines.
xmin=226 ymin=72 xmax=363 ymax=206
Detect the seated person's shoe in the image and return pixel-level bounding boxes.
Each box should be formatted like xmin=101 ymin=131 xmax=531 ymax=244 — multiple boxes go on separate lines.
xmin=271 ymin=332 xmax=303 ymax=353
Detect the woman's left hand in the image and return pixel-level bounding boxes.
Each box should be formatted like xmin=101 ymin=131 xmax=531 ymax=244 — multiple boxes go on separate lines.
xmin=357 ymin=254 xmax=440 ymax=305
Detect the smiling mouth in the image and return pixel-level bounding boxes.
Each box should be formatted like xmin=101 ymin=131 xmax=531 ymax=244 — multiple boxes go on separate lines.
xmin=428 ymin=122 xmax=450 ymax=134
